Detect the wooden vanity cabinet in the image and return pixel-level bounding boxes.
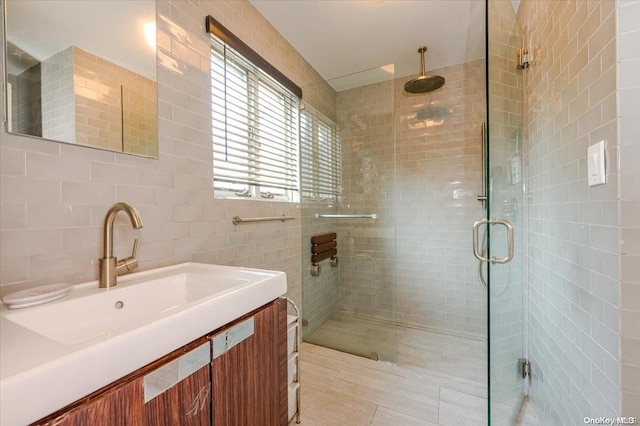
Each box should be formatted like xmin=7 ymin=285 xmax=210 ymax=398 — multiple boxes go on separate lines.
xmin=143 ymin=364 xmax=211 ymax=425
xmin=210 ymin=297 xmax=288 ymax=425
xmin=36 ymin=379 xmax=145 ymax=426
xmin=33 ymin=299 xmax=287 ymax=426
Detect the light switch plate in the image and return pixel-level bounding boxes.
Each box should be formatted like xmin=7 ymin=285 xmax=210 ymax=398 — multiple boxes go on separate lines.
xmin=587 ymin=140 xmax=606 ymax=187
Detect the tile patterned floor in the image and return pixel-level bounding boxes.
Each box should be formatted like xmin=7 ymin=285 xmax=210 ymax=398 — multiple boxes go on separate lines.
xmin=298 ymin=319 xmax=490 ymax=425
xmin=298 ymin=318 xmax=542 ymax=425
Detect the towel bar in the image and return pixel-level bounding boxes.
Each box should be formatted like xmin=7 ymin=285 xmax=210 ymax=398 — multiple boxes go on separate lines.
xmin=314 ymin=213 xmax=377 ymax=219
xmin=232 ymin=215 xmax=295 ymax=225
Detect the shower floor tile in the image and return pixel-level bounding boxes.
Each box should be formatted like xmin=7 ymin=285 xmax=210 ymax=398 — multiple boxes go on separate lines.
xmin=298 ymin=320 xmax=491 ymax=425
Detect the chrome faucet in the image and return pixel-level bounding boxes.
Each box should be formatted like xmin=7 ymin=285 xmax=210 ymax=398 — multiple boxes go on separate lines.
xmin=99 ymin=202 xmax=143 ymax=288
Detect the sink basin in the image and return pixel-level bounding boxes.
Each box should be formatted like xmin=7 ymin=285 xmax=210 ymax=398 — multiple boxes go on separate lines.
xmin=1 ymin=262 xmax=287 ymax=426
xmin=4 ymin=271 xmax=251 ymax=345
xmin=3 ymin=263 xmax=282 ymax=345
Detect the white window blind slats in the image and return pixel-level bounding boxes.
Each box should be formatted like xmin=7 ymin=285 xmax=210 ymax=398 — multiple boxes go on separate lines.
xmin=211 ymin=95 xmax=297 ymax=139
xmin=300 ymin=107 xmax=341 ymax=199
xmin=212 ymin=126 xmax=297 ymax=158
xmin=211 ymin=37 xmax=299 ymax=194
xmin=212 ymin=157 xmax=296 ymax=179
xmin=300 ymin=159 xmax=340 ymax=178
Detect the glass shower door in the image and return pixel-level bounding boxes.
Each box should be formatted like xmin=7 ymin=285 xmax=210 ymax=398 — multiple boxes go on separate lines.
xmin=300 ymin=66 xmax=397 ymax=362
xmin=486 ymin=0 xmax=526 ymax=424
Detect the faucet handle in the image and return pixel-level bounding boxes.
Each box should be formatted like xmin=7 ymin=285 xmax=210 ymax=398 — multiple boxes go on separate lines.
xmin=131 ymin=239 xmax=139 ymax=258
xmin=115 ymin=239 xmax=140 ymax=275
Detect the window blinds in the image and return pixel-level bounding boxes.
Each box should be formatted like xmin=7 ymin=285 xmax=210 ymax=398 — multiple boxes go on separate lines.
xmin=211 ymin=38 xmax=299 ymax=193
xmin=300 ymin=106 xmax=342 ymax=200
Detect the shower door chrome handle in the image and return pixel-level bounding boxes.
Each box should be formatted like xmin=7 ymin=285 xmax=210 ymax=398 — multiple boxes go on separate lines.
xmin=472 ymin=218 xmax=515 ymax=264
xmin=472 ymin=219 xmax=490 ymax=262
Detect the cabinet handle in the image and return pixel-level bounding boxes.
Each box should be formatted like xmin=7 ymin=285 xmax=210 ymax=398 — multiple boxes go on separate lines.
xmin=143 ymin=342 xmax=211 ymax=402
xmin=212 ymin=318 xmax=254 ymax=359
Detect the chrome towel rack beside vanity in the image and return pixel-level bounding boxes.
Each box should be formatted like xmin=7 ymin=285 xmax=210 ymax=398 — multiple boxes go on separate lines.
xmin=232 ymin=215 xmax=295 ymax=225
xmin=314 ymin=213 xmax=377 ymax=220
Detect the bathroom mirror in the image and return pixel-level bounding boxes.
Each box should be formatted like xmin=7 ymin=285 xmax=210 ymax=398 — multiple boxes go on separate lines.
xmin=4 ymin=0 xmax=158 ymax=158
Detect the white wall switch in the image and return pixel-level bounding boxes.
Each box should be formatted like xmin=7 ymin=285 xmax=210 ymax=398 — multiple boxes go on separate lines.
xmin=587 ymin=140 xmax=606 ymax=187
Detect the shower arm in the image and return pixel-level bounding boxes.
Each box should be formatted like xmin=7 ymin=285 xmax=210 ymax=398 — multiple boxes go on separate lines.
xmin=419 ymin=46 xmax=426 ymax=76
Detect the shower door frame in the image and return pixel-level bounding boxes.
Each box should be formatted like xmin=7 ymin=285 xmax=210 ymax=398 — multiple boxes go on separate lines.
xmin=484 ymin=0 xmax=528 ymax=424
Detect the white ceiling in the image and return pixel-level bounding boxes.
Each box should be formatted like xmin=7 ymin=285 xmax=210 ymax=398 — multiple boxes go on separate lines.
xmin=6 ymin=0 xmax=156 ymax=79
xmin=249 ymin=0 xmax=485 ymax=90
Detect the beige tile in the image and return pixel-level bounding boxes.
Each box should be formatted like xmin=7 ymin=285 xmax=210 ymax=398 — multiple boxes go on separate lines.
xmin=622 ymin=390 xmax=640 ymax=417
xmin=300 ymin=382 xmax=377 ymax=426
xmin=622 ymin=365 xmax=640 ymax=393
xmin=330 ymin=374 xmax=439 ymax=422
xmin=300 ymin=319 xmax=492 ymax=424
xmin=0 ymin=148 xmax=26 ymax=176
xmin=307 ymin=342 xmax=394 ymax=374
xmin=299 ymin=356 xmax=339 ymax=390
xmin=371 ymin=406 xmax=438 ymax=426
xmin=438 ymin=387 xmax=487 ymax=426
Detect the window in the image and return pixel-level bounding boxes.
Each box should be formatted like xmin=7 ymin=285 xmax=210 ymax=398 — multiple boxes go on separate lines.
xmin=211 ymin=37 xmax=299 ymax=200
xmin=300 ymin=106 xmax=342 ymax=201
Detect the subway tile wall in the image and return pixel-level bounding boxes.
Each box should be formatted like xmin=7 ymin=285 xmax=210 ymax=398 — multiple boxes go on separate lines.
xmin=335 ymin=79 xmax=397 ymax=324
xmin=72 ymin=47 xmax=158 ymax=156
xmin=518 ymin=0 xmax=620 ymax=422
xmin=8 ymin=63 xmax=42 ymax=136
xmin=0 ymin=0 xmax=337 ymax=313
xmin=121 ymin=85 xmax=159 ymax=158
xmin=41 ymin=47 xmax=75 ymax=143
xmin=333 ymin=60 xmax=486 ymax=336
xmin=300 ymin=202 xmax=340 ymax=336
xmin=394 ymin=60 xmax=486 ymax=336
xmin=618 ymin=0 xmax=640 ymax=416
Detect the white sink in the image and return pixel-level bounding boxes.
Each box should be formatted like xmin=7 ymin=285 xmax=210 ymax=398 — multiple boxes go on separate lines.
xmin=0 ymin=262 xmax=287 ymax=425
xmin=4 ymin=265 xmax=266 ymax=345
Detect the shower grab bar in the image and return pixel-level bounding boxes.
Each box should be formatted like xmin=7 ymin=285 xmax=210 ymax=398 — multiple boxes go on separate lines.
xmin=472 ymin=218 xmax=514 ymax=264
xmin=232 ymin=215 xmax=295 ymax=225
xmin=314 ymin=213 xmax=377 ymax=219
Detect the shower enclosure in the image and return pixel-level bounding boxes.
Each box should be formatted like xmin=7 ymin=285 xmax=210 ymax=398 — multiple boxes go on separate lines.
xmin=299 ymin=1 xmax=528 ymax=424
xmin=301 ymin=52 xmax=489 ymax=363
xmin=300 ymin=67 xmax=398 ymax=362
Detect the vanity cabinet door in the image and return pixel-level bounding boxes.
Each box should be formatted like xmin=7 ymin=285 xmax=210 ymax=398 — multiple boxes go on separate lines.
xmin=142 ymin=341 xmax=212 ymax=426
xmin=36 ymin=379 xmax=144 ymax=426
xmin=143 ymin=365 xmax=211 ymax=426
xmin=211 ymin=299 xmax=288 ymax=425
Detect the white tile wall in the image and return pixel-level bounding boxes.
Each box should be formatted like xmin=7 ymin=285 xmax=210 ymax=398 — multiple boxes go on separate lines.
xmin=0 ymin=0 xmax=336 ymax=315
xmin=517 ymin=0 xmax=621 ymax=422
xmin=618 ymin=0 xmax=640 ymax=416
